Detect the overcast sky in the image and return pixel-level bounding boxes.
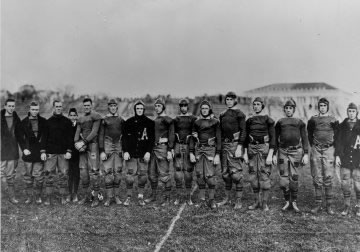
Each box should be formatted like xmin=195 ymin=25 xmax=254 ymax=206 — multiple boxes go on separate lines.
xmin=2 ymin=0 xmax=360 ymax=97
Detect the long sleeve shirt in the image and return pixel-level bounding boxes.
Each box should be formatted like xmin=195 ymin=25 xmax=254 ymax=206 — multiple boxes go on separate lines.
xmin=335 ymin=118 xmax=360 ymax=168
xmin=307 ymin=115 xmax=339 ymax=147
xmin=190 ymin=117 xmax=221 ymax=154
xmin=74 ymin=111 xmax=102 ymax=144
xmin=122 ymin=114 xmax=155 ymax=158
xmin=41 ymin=113 xmax=73 ymax=154
xmin=244 ymin=114 xmax=276 ymax=149
xmin=99 ymin=114 xmax=125 ymax=152
xmin=154 ymin=115 xmax=175 ymax=150
xmin=275 ymin=117 xmax=309 ymax=153
xmin=173 ymin=115 xmax=197 ymax=144
xmin=219 ymin=108 xmax=246 ymax=145
xmin=1 ymin=109 xmax=22 ymax=161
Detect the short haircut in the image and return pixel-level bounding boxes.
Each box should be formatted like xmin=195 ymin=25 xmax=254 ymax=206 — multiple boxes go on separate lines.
xmin=30 ymin=101 xmax=39 ymax=107
xmin=53 ymin=100 xmax=62 ymax=106
xmin=83 ymin=98 xmax=92 ymax=104
xmin=68 ymin=107 xmax=78 ymax=116
xmin=4 ymin=98 xmax=15 ymax=105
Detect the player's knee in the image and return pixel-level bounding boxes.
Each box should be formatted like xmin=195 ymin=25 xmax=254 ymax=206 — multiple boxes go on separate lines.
xmin=231 ymin=172 xmax=242 ymax=183
xmin=138 ymin=175 xmax=147 ymax=187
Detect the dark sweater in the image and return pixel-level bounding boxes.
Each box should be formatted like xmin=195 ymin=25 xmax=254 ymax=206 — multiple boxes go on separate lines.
xmin=307 ymin=115 xmax=339 ymax=147
xmin=190 ymin=117 xmax=221 ymax=154
xmin=122 ymin=114 xmax=155 ymax=158
xmin=1 ymin=109 xmax=22 ymax=161
xmin=99 ymin=114 xmax=125 ymax=152
xmin=18 ymin=115 xmax=47 ymax=162
xmin=75 ymin=111 xmax=102 ymax=143
xmin=335 ymin=118 xmax=360 ymax=168
xmin=154 ymin=115 xmax=175 ymax=150
xmin=244 ymin=114 xmax=275 ymax=149
xmin=219 ymin=108 xmax=246 ymax=145
xmin=41 ymin=113 xmax=73 ymax=154
xmin=275 ymin=117 xmax=309 ymax=153
xmin=173 ymin=115 xmax=197 ymax=143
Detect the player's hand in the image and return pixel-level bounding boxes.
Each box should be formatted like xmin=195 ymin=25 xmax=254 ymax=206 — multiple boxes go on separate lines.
xmin=64 ymin=152 xmax=72 ymax=160
xmin=100 ymin=152 xmax=107 ymax=161
xmin=75 ymin=141 xmax=85 ymax=150
xmin=266 ymin=154 xmax=272 ymax=166
xmin=272 ymin=155 xmax=278 ymax=165
xmin=144 ymin=152 xmax=150 ymax=163
xmin=41 ymin=153 xmax=47 ymax=161
xmin=167 ymin=151 xmax=173 ymax=161
xmin=243 ymin=153 xmax=249 ymax=164
xmin=124 ymin=152 xmax=130 ymax=161
xmin=235 ymin=145 xmax=242 ymax=158
xmin=23 ymin=149 xmax=31 ymax=156
xmin=192 ymin=132 xmax=198 ymax=139
xmin=335 ymin=156 xmax=341 ymax=167
xmin=302 ymin=154 xmax=309 ymax=165
xmin=213 ymin=154 xmax=220 ymax=165
xmin=190 ymin=153 xmax=196 ymax=163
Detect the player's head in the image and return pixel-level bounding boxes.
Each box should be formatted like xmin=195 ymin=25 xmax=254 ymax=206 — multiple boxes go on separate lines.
xmin=225 ymin=91 xmax=237 ymax=108
xmin=200 ymin=100 xmax=212 ymax=117
xmin=83 ymin=98 xmax=93 ymax=114
xmin=318 ymin=97 xmax=329 ymax=114
xmin=29 ymin=101 xmax=40 ymax=117
xmin=53 ymin=100 xmax=63 ymax=115
xmin=68 ymin=108 xmax=78 ymax=122
xmin=179 ymin=99 xmax=189 ymax=114
xmin=4 ymin=98 xmax=16 ymax=115
xmin=252 ymin=97 xmax=264 ymax=114
xmin=154 ymin=98 xmax=166 ymax=115
xmin=283 ymin=99 xmax=296 ymax=117
xmin=347 ymin=102 xmax=358 ymax=120
xmin=134 ymin=100 xmax=145 ymax=116
xmin=107 ymin=99 xmax=118 ymax=115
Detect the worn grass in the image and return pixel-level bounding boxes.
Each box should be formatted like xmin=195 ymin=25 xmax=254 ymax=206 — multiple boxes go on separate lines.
xmin=2 ymin=161 xmax=360 ymax=251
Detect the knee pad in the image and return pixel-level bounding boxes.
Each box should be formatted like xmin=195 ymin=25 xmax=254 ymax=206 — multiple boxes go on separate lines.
xmin=138 ymin=174 xmax=147 ymax=187
xmin=260 ymin=179 xmax=271 ymax=190
xmin=291 ymin=174 xmax=299 ymax=182
xmin=222 ymin=172 xmax=232 ymax=183
xmin=126 ymin=174 xmax=135 ymax=185
xmin=231 ymin=172 xmax=243 ymax=183
xmin=207 ymin=177 xmax=216 ymax=187
xmin=104 ymin=174 xmax=114 ymax=185
xmin=174 ymin=171 xmax=184 ymax=182
xmin=187 ymin=166 xmax=194 ymax=173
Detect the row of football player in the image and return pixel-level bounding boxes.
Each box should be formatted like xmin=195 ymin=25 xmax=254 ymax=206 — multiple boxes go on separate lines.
xmin=1 ymin=93 xmax=359 ymax=217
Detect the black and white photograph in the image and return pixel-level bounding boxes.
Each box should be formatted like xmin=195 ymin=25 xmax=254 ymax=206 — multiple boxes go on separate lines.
xmin=1 ymin=0 xmax=360 ymax=251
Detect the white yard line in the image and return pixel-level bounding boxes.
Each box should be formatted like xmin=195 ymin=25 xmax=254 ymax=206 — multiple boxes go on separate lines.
xmin=154 ymin=185 xmax=197 ymax=252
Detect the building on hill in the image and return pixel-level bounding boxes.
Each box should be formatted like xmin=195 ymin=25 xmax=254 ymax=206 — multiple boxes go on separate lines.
xmin=242 ymin=82 xmax=354 ymax=121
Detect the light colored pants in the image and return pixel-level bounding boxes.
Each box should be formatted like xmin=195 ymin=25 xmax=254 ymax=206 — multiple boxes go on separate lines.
xmin=1 ymin=160 xmax=18 ymax=187
xmin=44 ymin=154 xmax=69 ymax=195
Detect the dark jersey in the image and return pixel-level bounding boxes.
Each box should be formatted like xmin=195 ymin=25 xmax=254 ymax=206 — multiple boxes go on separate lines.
xmin=307 ymin=115 xmax=339 ymax=146
xmin=219 ymin=108 xmax=246 ymax=145
xmin=275 ymin=117 xmax=309 ymax=153
xmin=99 ymin=114 xmax=125 ymax=152
xmin=154 ymin=115 xmax=175 ymax=149
xmin=173 ymin=115 xmax=197 ymax=143
xmin=191 ymin=117 xmax=221 ymax=154
xmin=245 ymin=114 xmax=275 ymax=149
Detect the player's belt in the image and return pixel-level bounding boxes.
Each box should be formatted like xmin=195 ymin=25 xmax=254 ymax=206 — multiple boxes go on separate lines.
xmin=281 ymin=145 xmax=302 ymax=150
xmin=155 ymin=142 xmax=168 ymax=146
xmin=315 ymin=143 xmax=333 ymax=148
xmin=222 ymin=138 xmax=234 ymax=143
xmin=198 ymin=143 xmax=215 ymax=148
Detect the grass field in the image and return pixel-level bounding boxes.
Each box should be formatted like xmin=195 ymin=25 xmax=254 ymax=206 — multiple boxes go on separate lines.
xmin=1 ymin=161 xmax=360 ymax=252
